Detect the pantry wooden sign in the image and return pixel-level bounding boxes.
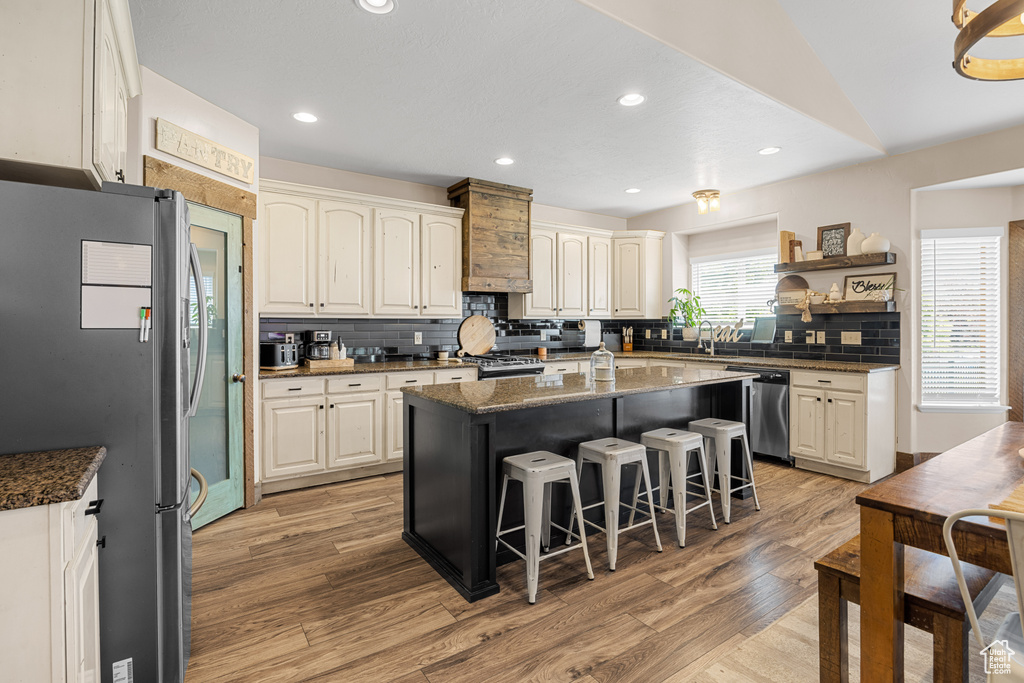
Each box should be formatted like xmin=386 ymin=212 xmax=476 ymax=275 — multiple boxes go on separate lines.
xmin=155 ymin=118 xmax=254 ymax=184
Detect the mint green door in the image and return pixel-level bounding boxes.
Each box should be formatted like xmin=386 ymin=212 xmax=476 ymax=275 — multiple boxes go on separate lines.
xmin=187 ymin=202 xmax=244 ymax=529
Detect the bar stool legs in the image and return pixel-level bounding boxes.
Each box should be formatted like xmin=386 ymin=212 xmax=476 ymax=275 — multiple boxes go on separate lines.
xmin=688 ymin=418 xmax=761 ymax=524
xmin=495 ymin=451 xmax=594 ymax=603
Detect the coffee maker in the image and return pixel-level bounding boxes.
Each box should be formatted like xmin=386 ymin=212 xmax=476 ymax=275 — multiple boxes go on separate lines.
xmin=304 ymin=330 xmax=332 ymax=360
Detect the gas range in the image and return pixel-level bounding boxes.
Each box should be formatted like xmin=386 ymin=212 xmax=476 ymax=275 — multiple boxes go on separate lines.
xmin=461 ymin=354 xmax=545 ymax=379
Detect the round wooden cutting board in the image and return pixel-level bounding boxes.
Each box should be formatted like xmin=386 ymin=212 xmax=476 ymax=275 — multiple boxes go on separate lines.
xmin=457 ymin=315 xmax=496 ymax=357
xmin=776 ymin=274 xmax=810 ymax=294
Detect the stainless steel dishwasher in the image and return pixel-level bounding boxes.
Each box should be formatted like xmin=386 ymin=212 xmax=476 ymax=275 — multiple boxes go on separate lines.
xmin=726 ymin=366 xmax=793 ymax=464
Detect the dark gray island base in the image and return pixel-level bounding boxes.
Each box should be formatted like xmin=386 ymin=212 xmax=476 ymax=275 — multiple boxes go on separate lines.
xmin=401 ymin=366 xmax=757 ymax=602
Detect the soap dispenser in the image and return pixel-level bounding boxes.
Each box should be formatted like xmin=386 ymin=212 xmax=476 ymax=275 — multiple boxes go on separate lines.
xmin=590 ymin=342 xmax=615 ymax=382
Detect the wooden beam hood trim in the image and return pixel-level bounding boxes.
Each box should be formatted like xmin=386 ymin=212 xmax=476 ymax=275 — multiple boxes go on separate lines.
xmin=448 ymin=177 xmax=533 ymax=293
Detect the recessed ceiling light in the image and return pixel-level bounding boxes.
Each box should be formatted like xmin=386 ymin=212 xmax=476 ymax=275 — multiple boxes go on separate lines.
xmin=759 ymin=146 xmax=781 ymax=155
xmin=617 ymin=93 xmax=646 ymax=106
xmin=356 ymin=0 xmax=394 ymax=13
xmin=494 ymin=157 xmax=514 ymax=166
xmin=293 ymin=112 xmax=318 ymax=123
xmin=625 ymin=188 xmax=641 ymax=194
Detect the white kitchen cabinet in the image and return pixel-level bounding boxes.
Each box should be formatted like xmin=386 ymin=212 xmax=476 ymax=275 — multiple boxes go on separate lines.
xmin=0 ymin=476 xmax=101 ymax=683
xmin=0 ymin=0 xmax=141 ymax=189
xmin=259 ymin=192 xmax=317 ymax=315
xmin=615 ymin=359 xmax=649 ymax=370
xmin=543 ymin=361 xmax=581 ymax=376
xmin=373 ymin=210 xmax=463 ymax=317
xmin=319 ymin=200 xmax=373 ymax=316
xmin=385 ymin=371 xmax=436 ymax=463
xmin=261 ymin=394 xmax=326 ymax=479
xmin=558 ymin=232 xmax=588 ymax=318
xmin=327 ymin=392 xmax=382 ymax=469
xmin=789 ymin=369 xmax=895 ymax=482
xmin=612 ymin=231 xmax=663 ymax=319
xmin=509 ymin=227 xmax=592 ymax=319
xmin=420 ymin=214 xmax=463 ymax=317
xmin=588 ymin=236 xmax=612 ymax=317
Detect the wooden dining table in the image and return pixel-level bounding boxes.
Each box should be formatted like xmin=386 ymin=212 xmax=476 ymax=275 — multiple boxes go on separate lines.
xmin=856 ymin=421 xmax=1024 ymax=681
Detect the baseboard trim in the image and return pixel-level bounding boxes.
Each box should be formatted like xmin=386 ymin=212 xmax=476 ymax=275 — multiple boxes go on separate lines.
xmin=259 ymin=461 xmax=403 ymax=495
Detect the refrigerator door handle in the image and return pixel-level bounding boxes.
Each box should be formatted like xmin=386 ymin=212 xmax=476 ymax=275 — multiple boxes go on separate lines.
xmin=188 ymin=242 xmax=209 ymax=418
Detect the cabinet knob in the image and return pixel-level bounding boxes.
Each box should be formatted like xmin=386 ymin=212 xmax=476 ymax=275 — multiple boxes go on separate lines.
xmin=85 ymin=499 xmax=104 ymax=516
xmin=115 ymin=169 xmax=125 ymax=183
xmin=319 ymin=404 xmax=324 ymax=410
xmin=320 ymin=303 xmax=325 ymax=307
xmin=97 ymin=536 xmax=106 ymax=548
xmin=309 ymin=303 xmax=314 ymax=308
xmin=816 ymin=397 xmax=821 ymax=402
xmin=414 ymin=305 xmax=419 ymax=309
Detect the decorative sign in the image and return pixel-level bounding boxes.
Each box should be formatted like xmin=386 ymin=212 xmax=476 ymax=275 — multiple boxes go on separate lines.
xmin=817 ymin=222 xmax=852 ymax=258
xmin=844 ymin=272 xmax=897 ymax=301
xmin=155 ymin=118 xmax=254 ymax=184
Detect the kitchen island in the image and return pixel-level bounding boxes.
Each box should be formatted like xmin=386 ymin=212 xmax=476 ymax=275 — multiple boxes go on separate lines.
xmin=401 ymin=365 xmax=757 ymax=601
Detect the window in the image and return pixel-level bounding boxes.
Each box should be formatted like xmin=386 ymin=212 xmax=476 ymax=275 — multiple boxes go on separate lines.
xmin=691 ymin=250 xmax=776 ymax=326
xmin=920 ymin=228 xmax=1002 ymax=406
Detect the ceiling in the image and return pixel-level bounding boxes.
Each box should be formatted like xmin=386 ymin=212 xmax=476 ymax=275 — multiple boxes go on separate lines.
xmin=127 ymin=0 xmax=1024 ymax=218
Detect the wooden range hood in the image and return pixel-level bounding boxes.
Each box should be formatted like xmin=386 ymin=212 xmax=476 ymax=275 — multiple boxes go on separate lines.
xmin=447 ymin=177 xmax=533 ymax=293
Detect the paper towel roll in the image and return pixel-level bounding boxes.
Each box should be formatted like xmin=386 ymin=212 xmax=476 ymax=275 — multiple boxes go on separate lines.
xmin=578 ymin=319 xmax=601 ymax=347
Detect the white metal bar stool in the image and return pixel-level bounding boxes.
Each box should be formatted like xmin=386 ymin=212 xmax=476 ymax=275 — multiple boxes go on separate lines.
xmin=630 ymin=428 xmax=718 ymax=547
xmin=566 ymin=438 xmax=662 ymax=571
xmin=495 ymin=451 xmax=594 ymax=603
xmin=687 ymin=418 xmax=761 ymax=524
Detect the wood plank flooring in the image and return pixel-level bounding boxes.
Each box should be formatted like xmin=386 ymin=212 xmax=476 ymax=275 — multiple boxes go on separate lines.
xmin=185 ymin=461 xmax=868 ymax=682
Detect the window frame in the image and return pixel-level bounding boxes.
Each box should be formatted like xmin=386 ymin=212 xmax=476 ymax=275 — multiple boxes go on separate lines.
xmin=689 ymin=248 xmax=777 ymax=329
xmin=917 ymin=226 xmax=1007 ymax=412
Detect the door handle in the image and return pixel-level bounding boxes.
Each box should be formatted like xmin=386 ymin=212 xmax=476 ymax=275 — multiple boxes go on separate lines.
xmin=232 ymin=374 xmax=246 ymax=383
xmin=85 ymin=499 xmax=104 ymax=516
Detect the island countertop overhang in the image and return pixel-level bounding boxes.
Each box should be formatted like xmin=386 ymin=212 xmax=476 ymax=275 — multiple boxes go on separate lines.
xmin=401 ymin=366 xmax=758 ymax=414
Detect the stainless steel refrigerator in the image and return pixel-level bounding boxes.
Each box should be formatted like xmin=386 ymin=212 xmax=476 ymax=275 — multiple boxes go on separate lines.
xmin=0 ymin=178 xmax=207 ymax=683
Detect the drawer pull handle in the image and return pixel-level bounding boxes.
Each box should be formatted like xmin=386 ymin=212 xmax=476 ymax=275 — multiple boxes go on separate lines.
xmin=451 ymin=376 xmax=462 ymax=380
xmin=349 ymin=383 xmax=362 ymax=387
xmin=817 ymin=379 xmax=831 ymax=383
xmin=97 ymin=536 xmax=106 ymax=548
xmin=288 ymin=387 xmax=302 ymax=392
xmin=85 ymin=499 xmax=104 ymax=516
xmin=406 ymin=379 xmax=417 ymax=383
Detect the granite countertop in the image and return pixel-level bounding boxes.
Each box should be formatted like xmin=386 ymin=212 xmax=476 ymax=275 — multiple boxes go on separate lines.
xmin=402 ymin=366 xmax=758 ymax=414
xmin=544 ymin=351 xmax=899 ymax=374
xmin=0 ymin=446 xmax=106 ymax=511
xmin=259 ymin=352 xmax=897 ymax=379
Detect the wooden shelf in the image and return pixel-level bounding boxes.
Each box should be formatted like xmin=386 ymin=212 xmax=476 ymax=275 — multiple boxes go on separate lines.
xmin=775 ymin=300 xmax=896 ymax=315
xmin=774 ymin=252 xmax=896 ymax=273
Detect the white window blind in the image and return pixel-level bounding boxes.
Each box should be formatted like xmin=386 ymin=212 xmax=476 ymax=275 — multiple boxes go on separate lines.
xmin=920 ymin=230 xmax=1001 ymax=405
xmin=691 ymin=251 xmax=776 ymax=326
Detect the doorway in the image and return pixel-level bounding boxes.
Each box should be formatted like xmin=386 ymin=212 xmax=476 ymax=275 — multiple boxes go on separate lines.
xmin=188 ymin=203 xmax=244 ymax=527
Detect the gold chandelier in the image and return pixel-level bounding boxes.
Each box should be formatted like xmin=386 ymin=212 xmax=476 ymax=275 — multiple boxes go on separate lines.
xmin=692 ymin=190 xmax=720 ymax=215
xmin=953 ymin=0 xmax=1024 ymax=81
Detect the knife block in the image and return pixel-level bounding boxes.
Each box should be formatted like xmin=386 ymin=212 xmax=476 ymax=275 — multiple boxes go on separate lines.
xmin=623 ymin=343 xmax=633 ymax=352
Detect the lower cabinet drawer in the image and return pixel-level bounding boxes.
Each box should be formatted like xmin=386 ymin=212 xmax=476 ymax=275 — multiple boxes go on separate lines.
xmin=386 ymin=372 xmax=435 ymax=389
xmin=327 ymin=375 xmax=384 ymax=394
xmin=791 ymin=371 xmax=864 ymax=393
xmin=543 ymin=361 xmax=580 ymax=375
xmin=434 ymin=368 xmax=478 ymax=384
xmin=262 ymin=378 xmax=325 ymax=398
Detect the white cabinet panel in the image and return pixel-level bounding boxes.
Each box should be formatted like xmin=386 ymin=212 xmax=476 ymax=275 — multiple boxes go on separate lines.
xmin=385 ymin=390 xmax=405 ymax=462
xmin=319 ymin=201 xmax=372 ymax=316
xmin=826 ymin=392 xmax=865 ymax=468
xmin=614 ymin=359 xmax=649 ymax=369
xmin=64 ymin=517 xmax=100 ymax=683
xmin=374 ymin=209 xmax=420 ymax=316
xmin=790 ymin=387 xmax=825 ymax=460
xmin=327 ymin=393 xmax=382 ymax=469
xmin=420 ymin=214 xmax=462 ymax=317
xmin=588 ymin=236 xmax=612 ymax=317
xmin=613 ymin=238 xmax=643 ymax=318
xmin=93 ymin=0 xmax=120 ymax=183
xmin=259 ymin=194 xmax=317 ymax=315
xmin=558 ymin=233 xmax=587 ymax=317
xmin=262 ymin=395 xmax=325 ymax=478
xmin=526 ymin=228 xmax=557 ymax=317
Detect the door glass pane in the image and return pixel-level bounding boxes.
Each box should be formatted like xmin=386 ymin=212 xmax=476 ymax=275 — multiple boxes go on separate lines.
xmin=189 ymin=225 xmax=229 ymax=489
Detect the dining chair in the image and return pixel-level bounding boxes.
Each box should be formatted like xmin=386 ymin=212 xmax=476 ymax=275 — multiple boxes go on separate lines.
xmin=943 ymin=508 xmax=1024 ymax=681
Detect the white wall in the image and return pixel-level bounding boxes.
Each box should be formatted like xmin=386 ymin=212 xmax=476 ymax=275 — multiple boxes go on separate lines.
xmin=628 ymin=122 xmax=1024 ymax=454
xmin=259 ymin=156 xmax=626 ymax=231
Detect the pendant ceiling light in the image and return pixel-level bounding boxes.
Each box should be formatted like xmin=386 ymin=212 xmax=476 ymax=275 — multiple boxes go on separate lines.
xmin=952 ymin=0 xmax=1024 ymax=81
xmin=692 ymin=190 xmax=720 ymax=215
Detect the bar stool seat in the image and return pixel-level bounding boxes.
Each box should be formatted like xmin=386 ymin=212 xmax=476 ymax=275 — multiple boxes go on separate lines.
xmin=495 ymin=451 xmax=594 ymax=603
xmin=687 ymin=418 xmax=761 ymax=524
xmin=567 ymin=438 xmax=662 ymax=571
xmin=634 ymin=428 xmax=718 ymax=547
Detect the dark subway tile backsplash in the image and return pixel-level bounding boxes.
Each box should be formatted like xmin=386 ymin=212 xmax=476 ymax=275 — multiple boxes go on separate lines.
xmin=260 ymin=294 xmax=900 ymax=365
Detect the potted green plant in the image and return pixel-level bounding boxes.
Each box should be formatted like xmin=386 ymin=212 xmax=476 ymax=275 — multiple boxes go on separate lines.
xmin=668 ymin=288 xmax=706 ymax=341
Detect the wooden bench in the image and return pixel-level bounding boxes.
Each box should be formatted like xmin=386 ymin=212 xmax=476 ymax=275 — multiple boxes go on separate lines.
xmin=815 ymin=534 xmax=1004 ymax=682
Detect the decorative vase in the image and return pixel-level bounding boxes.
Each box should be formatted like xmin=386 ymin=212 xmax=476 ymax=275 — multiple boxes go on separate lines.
xmin=828 ymin=283 xmax=843 ymax=303
xmin=681 ymin=327 xmax=698 ymax=342
xmin=847 ymin=228 xmax=865 ymax=256
xmin=861 ymin=232 xmax=890 ymax=254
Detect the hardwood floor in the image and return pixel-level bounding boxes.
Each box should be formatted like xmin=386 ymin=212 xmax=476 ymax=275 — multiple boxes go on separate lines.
xmin=186 ymin=461 xmax=868 ymax=682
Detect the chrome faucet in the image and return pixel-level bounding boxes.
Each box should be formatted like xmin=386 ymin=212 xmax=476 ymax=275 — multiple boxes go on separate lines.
xmin=697 ymin=320 xmax=715 ymax=356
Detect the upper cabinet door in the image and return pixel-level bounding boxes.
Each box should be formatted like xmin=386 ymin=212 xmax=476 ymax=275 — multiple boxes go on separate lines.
xmin=420 ymin=214 xmax=463 ymax=317
xmin=374 ymin=209 xmax=420 ymax=316
xmin=613 ymin=238 xmax=644 ymax=318
xmin=319 ymin=200 xmax=372 ymax=316
xmin=92 ymin=0 xmax=120 ymax=183
xmin=557 ymin=233 xmax=587 ymax=317
xmin=259 ymin=193 xmax=318 ymax=315
xmin=525 ymin=228 xmax=558 ymax=317
xmin=588 ymin=236 xmax=612 ymax=318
